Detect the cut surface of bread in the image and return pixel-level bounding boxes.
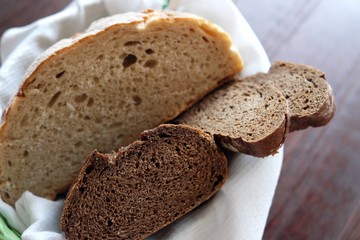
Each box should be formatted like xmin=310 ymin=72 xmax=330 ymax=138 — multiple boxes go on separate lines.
xmin=0 ymin=10 xmax=242 ymax=204
xmin=61 ymin=124 xmax=227 ymax=240
xmin=251 ymin=62 xmax=335 ymax=132
xmin=176 ymin=78 xmax=288 ymax=157
xmin=176 ymin=62 xmax=335 ymax=156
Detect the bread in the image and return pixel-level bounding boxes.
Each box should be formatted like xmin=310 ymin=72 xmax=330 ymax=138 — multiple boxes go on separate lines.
xmin=251 ymin=62 xmax=335 ymax=132
xmin=0 ymin=10 xmax=243 ymax=205
xmin=176 ymin=62 xmax=335 ymax=156
xmin=61 ymin=124 xmax=227 ymax=240
xmin=175 ymin=78 xmax=289 ymax=157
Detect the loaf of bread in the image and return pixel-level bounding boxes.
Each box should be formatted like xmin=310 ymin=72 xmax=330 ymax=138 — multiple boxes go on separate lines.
xmin=61 ymin=124 xmax=227 ymax=240
xmin=0 ymin=10 xmax=243 ymax=205
xmin=176 ymin=62 xmax=335 ymax=156
xmin=175 ymin=78 xmax=288 ymax=157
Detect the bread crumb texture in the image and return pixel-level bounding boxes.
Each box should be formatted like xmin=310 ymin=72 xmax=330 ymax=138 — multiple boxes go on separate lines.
xmin=176 ymin=77 xmax=288 ymax=157
xmin=253 ymin=62 xmax=335 ymax=131
xmin=176 ymin=61 xmax=335 ymax=156
xmin=61 ymin=124 xmax=227 ymax=240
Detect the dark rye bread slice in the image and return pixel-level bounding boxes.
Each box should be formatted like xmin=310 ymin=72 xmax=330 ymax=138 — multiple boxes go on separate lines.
xmin=61 ymin=124 xmax=227 ymax=240
xmin=250 ymin=62 xmax=336 ymax=132
xmin=0 ymin=10 xmax=242 ymax=205
xmin=175 ymin=79 xmax=289 ymax=157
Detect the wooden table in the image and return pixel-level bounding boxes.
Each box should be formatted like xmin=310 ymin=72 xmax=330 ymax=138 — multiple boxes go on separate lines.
xmin=1 ymin=0 xmax=359 ymax=239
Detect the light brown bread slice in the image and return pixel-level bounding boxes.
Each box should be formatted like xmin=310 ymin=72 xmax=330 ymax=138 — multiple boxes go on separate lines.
xmin=0 ymin=10 xmax=243 ymax=205
xmin=176 ymin=62 xmax=335 ymax=157
xmin=61 ymin=124 xmax=227 ymax=240
xmin=250 ymin=62 xmax=335 ymax=132
xmin=175 ymin=78 xmax=289 ymax=157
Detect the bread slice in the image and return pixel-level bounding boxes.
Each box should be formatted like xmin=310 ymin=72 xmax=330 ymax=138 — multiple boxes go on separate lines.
xmin=175 ymin=78 xmax=289 ymax=157
xmin=176 ymin=62 xmax=335 ymax=157
xmin=251 ymin=62 xmax=335 ymax=132
xmin=61 ymin=124 xmax=227 ymax=240
xmin=0 ymin=10 xmax=242 ymax=205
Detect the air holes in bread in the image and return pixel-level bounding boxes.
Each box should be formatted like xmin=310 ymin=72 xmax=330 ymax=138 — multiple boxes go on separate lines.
xmin=56 ymin=71 xmax=65 ymax=78
xmin=87 ymin=98 xmax=94 ymax=107
xmin=124 ymin=41 xmax=140 ymax=46
xmin=132 ymin=95 xmax=142 ymax=106
xmin=306 ymin=77 xmax=318 ymax=88
xmin=23 ymin=150 xmax=29 ymax=157
xmin=48 ymin=91 xmax=61 ymax=107
xmin=74 ymin=94 xmax=88 ymax=103
xmin=107 ymin=219 xmax=113 ymax=227
xmin=202 ymin=36 xmax=209 ymax=42
xmin=144 ymin=59 xmax=157 ymax=68
xmin=145 ymin=49 xmax=154 ymax=54
xmin=85 ymin=165 xmax=94 ymax=174
xmin=123 ymin=54 xmax=137 ymax=67
xmin=70 ymin=84 xmax=78 ymax=90
xmin=79 ymin=186 xmax=86 ymax=194
xmin=93 ymin=76 xmax=99 ymax=84
xmin=159 ymin=132 xmax=172 ymax=138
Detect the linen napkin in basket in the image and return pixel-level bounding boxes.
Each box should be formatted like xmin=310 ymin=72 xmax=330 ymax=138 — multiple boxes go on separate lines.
xmin=0 ymin=0 xmax=283 ymax=239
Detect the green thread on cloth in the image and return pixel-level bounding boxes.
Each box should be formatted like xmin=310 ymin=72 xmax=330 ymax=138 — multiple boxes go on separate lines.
xmin=0 ymin=214 xmax=21 ymax=240
xmin=162 ymin=0 xmax=170 ymax=10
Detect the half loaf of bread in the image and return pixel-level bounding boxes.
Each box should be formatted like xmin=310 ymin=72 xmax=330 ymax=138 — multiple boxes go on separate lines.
xmin=0 ymin=10 xmax=242 ymax=204
xmin=61 ymin=124 xmax=227 ymax=240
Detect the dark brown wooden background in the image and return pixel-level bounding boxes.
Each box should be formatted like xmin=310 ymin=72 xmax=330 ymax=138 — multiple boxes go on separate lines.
xmin=1 ymin=0 xmax=359 ymax=239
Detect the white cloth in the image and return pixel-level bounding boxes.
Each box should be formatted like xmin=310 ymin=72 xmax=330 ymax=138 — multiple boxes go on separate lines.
xmin=0 ymin=0 xmax=283 ymax=239
xmin=0 ymin=192 xmax=65 ymax=239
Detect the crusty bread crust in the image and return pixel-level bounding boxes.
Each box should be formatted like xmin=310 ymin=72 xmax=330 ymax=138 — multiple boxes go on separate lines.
xmin=61 ymin=124 xmax=227 ymax=240
xmin=217 ymin=116 xmax=288 ymax=157
xmin=0 ymin=10 xmax=242 ymax=205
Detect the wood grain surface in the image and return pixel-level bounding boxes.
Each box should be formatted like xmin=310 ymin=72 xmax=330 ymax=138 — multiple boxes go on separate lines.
xmin=234 ymin=0 xmax=360 ymax=239
xmin=0 ymin=0 xmax=359 ymax=239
